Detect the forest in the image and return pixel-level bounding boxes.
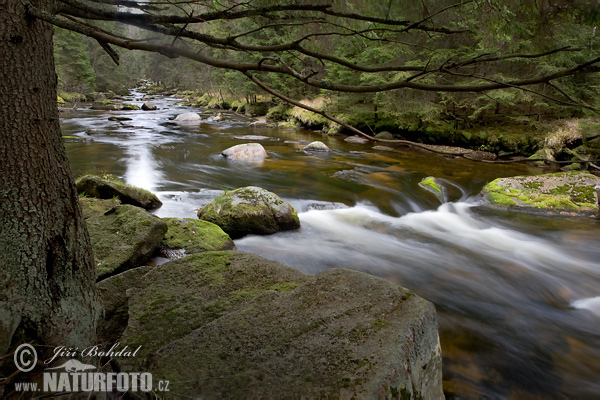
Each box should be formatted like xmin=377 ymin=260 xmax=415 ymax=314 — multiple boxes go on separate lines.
xmin=53 ymin=0 xmax=600 ymax=159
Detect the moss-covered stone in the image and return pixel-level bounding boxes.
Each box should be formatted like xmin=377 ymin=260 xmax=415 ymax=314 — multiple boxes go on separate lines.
xmin=197 ymin=186 xmax=300 ymax=239
xmin=111 ymin=251 xmax=443 ymax=398
xmin=159 ymin=217 xmax=235 ymax=257
xmin=76 ymin=175 xmax=162 ymax=210
xmin=483 ymin=171 xmax=600 ymax=216
xmin=80 ymin=198 xmax=167 ymax=280
xmin=419 ymin=177 xmax=444 ymax=202
xmin=97 ymin=266 xmax=152 ymax=346
xmin=116 ymin=251 xmax=309 ymax=372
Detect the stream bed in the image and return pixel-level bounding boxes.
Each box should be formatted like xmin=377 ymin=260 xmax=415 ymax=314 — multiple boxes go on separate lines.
xmin=61 ymin=90 xmax=600 ymax=399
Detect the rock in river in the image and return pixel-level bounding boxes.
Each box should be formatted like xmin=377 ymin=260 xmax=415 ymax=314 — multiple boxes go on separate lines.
xmin=302 ymin=141 xmax=330 ymax=152
xmin=100 ymin=251 xmax=443 ymax=399
xmin=76 ymin=175 xmax=162 ymax=210
xmin=221 ymin=142 xmax=267 ymax=161
xmin=197 ymin=186 xmax=300 ymax=239
xmin=159 ymin=217 xmax=235 ymax=258
xmin=483 ymin=170 xmax=600 ymax=216
xmin=174 ymin=111 xmax=202 ymax=122
xmin=141 ymin=102 xmax=157 ymax=111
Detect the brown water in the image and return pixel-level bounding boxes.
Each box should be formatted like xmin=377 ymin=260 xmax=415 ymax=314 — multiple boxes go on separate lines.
xmin=61 ymin=90 xmax=600 ymax=399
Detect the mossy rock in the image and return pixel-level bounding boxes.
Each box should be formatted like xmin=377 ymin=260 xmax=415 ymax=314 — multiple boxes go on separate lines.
xmin=159 ymin=218 xmax=235 ymax=258
xmin=197 ymin=186 xmax=300 ymax=239
xmin=419 ymin=176 xmax=444 ymax=202
xmin=97 ymin=266 xmax=152 ymax=345
xmin=482 ymin=171 xmax=600 ymax=216
xmin=111 ymin=251 xmax=442 ymax=398
xmin=76 ymin=175 xmax=162 ymax=210
xmin=80 ymin=198 xmax=167 ymax=280
xmin=115 ymin=251 xmax=309 ymax=372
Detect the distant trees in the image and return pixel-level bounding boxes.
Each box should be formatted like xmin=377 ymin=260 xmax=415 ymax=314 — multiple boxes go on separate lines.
xmin=49 ymin=0 xmax=600 ymax=130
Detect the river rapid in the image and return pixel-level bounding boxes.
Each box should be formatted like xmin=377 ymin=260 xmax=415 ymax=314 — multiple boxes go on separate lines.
xmin=61 ymin=90 xmax=600 ymax=399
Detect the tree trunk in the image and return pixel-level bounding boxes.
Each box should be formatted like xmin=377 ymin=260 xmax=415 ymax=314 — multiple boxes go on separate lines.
xmin=0 ymin=0 xmax=100 ymax=362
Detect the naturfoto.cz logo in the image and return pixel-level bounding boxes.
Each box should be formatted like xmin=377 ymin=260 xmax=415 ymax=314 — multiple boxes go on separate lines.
xmin=12 ymin=343 xmax=170 ymax=394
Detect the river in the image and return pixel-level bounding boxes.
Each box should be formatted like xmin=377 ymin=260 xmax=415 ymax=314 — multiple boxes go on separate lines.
xmin=60 ymin=90 xmax=600 ymax=399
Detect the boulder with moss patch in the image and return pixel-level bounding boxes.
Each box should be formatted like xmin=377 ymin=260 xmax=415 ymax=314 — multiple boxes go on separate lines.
xmin=105 ymin=251 xmax=442 ymax=399
xmin=159 ymin=217 xmax=235 ymax=259
xmin=419 ymin=177 xmax=444 ymax=202
xmin=80 ymin=198 xmax=167 ymax=280
xmin=76 ymin=175 xmax=162 ymax=210
xmin=482 ymin=171 xmax=600 ymax=216
xmin=198 ymin=186 xmax=300 ymax=239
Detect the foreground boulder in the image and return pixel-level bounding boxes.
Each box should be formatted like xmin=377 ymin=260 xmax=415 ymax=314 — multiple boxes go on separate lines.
xmin=197 ymin=186 xmax=300 ymax=239
xmin=76 ymin=175 xmax=162 ymax=209
xmin=221 ymin=142 xmax=268 ymax=161
xmin=483 ymin=171 xmax=600 ymax=216
xmin=158 ymin=217 xmax=235 ymax=259
xmin=100 ymin=251 xmax=443 ymax=399
xmin=80 ymin=198 xmax=167 ymax=280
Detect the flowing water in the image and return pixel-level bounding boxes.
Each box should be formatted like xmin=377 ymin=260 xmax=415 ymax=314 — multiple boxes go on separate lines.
xmin=61 ymin=90 xmax=600 ymax=399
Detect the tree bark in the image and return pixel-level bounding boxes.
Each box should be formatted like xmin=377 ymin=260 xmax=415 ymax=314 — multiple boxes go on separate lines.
xmin=0 ymin=0 xmax=100 ymax=361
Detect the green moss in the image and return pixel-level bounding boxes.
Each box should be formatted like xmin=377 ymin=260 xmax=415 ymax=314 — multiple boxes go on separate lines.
xmin=484 ymin=172 xmax=599 ymax=212
xmin=419 ymin=177 xmax=442 ymax=194
xmin=161 ymin=218 xmax=234 ymax=253
xmin=371 ymin=319 xmax=390 ymax=331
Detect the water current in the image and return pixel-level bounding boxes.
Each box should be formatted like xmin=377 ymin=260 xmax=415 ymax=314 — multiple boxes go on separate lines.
xmin=60 ymin=90 xmax=600 ymax=399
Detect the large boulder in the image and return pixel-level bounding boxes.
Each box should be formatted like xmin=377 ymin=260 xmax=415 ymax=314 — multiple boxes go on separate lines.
xmin=80 ymin=198 xmax=167 ymax=280
xmin=197 ymin=186 xmax=300 ymax=239
xmin=76 ymin=175 xmax=162 ymax=210
xmin=97 ymin=266 xmax=152 ymax=345
xmin=102 ymin=251 xmax=443 ymax=399
xmin=221 ymin=143 xmax=268 ymax=161
xmin=159 ymin=217 xmax=235 ymax=259
xmin=483 ymin=171 xmax=600 ymax=216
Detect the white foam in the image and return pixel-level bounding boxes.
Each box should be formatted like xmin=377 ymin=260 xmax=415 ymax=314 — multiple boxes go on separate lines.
xmin=572 ymin=297 xmax=600 ymax=316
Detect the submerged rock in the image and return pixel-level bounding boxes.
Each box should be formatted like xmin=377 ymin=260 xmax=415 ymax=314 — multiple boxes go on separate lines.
xmin=80 ymin=198 xmax=167 ymax=280
xmin=76 ymin=175 xmax=162 ymax=210
xmin=482 ymin=171 xmax=600 ymax=216
xmin=106 ymin=251 xmax=443 ymax=398
xmin=221 ymin=143 xmax=268 ymax=161
xmin=91 ymin=101 xmax=139 ymax=110
xmin=159 ymin=217 xmax=235 ymax=257
xmin=302 ymin=141 xmax=330 ymax=152
xmin=344 ymin=135 xmax=370 ymax=144
xmin=197 ymin=186 xmax=300 ymax=239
